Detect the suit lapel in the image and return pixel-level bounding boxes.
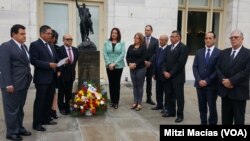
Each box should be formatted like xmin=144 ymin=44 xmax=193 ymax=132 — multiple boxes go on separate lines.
xmin=201 ymin=48 xmax=206 ymax=64
xmin=10 ymin=40 xmax=29 ymax=65
xmin=38 ymin=39 xmax=53 ymax=61
xmin=230 ymin=47 xmax=244 ymax=66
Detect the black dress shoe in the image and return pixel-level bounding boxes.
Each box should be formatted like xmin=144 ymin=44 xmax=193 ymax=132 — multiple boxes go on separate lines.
xmin=146 ymin=99 xmax=156 ymax=105
xmin=19 ymin=130 xmax=32 ymax=136
xmin=44 ymin=120 xmax=57 ymax=125
xmin=151 ymin=106 xmax=163 ymax=110
xmin=6 ymin=134 xmax=22 ymax=141
xmin=33 ymin=125 xmax=46 ymax=131
xmin=175 ymin=117 xmax=183 ymax=123
xmin=162 ymin=113 xmax=175 ymax=117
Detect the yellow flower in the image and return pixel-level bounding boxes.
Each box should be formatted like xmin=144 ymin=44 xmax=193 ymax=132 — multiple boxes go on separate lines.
xmin=79 ymin=90 xmax=84 ymax=95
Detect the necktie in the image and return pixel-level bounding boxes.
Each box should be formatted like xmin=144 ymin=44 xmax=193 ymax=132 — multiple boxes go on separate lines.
xmin=68 ymin=48 xmax=73 ymax=64
xmin=45 ymin=43 xmax=53 ymax=58
xmin=171 ymin=44 xmax=174 ymax=51
xmin=205 ymin=48 xmax=210 ymax=64
xmin=230 ymin=50 xmax=236 ymax=64
xmin=146 ymin=37 xmax=150 ymax=48
xmin=21 ymin=44 xmax=29 ymax=60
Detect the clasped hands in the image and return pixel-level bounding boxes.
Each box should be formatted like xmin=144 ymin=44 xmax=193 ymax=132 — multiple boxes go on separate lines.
xmin=163 ymin=71 xmax=171 ymax=79
xmin=108 ymin=63 xmax=116 ymax=71
xmin=129 ymin=63 xmax=136 ymax=70
xmin=222 ymin=78 xmax=234 ymax=88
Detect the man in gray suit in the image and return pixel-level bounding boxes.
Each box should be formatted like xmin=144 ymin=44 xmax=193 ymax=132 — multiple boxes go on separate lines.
xmin=0 ymin=24 xmax=32 ymax=141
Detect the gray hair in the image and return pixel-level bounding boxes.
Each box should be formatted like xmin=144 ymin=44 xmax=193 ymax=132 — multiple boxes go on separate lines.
xmin=231 ymin=30 xmax=244 ymax=37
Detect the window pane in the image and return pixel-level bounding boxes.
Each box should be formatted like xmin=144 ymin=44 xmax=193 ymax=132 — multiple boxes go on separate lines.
xmin=44 ymin=3 xmax=69 ymax=45
xmin=179 ymin=0 xmax=184 ymax=5
xmin=188 ymin=0 xmax=208 ymax=6
xmin=187 ymin=11 xmax=207 ymax=55
xmin=213 ymin=0 xmax=221 ymax=7
xmin=212 ymin=12 xmax=220 ymax=47
xmin=177 ymin=10 xmax=182 ymax=32
xmin=76 ymin=5 xmax=99 ymax=49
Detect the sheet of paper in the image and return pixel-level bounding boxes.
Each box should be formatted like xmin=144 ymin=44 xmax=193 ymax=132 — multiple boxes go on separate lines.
xmin=57 ymin=57 xmax=68 ymax=67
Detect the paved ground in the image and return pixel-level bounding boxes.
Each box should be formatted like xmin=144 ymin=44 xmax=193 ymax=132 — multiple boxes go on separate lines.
xmin=0 ymin=81 xmax=249 ymax=141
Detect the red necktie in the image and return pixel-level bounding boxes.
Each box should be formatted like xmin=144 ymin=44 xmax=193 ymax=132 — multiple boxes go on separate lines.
xmin=68 ymin=48 xmax=73 ymax=64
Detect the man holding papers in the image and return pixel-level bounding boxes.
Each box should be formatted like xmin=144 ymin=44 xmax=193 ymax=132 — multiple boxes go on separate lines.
xmin=57 ymin=34 xmax=79 ymax=115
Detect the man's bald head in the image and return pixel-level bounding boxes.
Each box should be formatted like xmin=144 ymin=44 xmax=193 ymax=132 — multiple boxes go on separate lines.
xmin=159 ymin=34 xmax=168 ymax=47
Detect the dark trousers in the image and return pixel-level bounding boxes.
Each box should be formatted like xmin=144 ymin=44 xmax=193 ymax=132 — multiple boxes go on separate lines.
xmin=33 ymin=82 xmax=55 ymax=127
xmin=58 ymin=79 xmax=74 ymax=111
xmin=221 ymin=97 xmax=246 ymax=125
xmin=1 ymin=88 xmax=28 ymax=135
xmin=196 ymin=87 xmax=218 ymax=125
xmin=155 ymin=79 xmax=167 ymax=108
xmin=145 ymin=66 xmax=153 ymax=99
xmin=165 ymin=81 xmax=184 ymax=118
xmin=106 ymin=68 xmax=123 ymax=105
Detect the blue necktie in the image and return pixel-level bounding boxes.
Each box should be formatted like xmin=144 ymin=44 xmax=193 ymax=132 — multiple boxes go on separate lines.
xmin=205 ymin=49 xmax=210 ymax=64
xmin=230 ymin=50 xmax=236 ymax=64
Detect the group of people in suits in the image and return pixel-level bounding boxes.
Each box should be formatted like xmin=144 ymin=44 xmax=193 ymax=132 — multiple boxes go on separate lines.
xmin=193 ymin=30 xmax=250 ymax=125
xmin=0 ymin=24 xmax=78 ymax=141
xmin=152 ymin=30 xmax=189 ymax=123
xmin=0 ymin=23 xmax=249 ymax=141
xmin=103 ymin=26 xmax=250 ymax=125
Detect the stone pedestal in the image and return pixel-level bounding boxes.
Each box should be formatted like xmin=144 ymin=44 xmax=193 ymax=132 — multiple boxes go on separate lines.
xmin=78 ymin=50 xmax=100 ymax=89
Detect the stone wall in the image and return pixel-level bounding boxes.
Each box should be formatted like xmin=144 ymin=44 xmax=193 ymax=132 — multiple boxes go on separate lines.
xmin=106 ymin=0 xmax=178 ymax=82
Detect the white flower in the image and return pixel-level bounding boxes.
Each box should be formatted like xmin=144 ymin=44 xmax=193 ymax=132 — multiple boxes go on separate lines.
xmin=74 ymin=104 xmax=78 ymax=108
xmin=80 ymin=106 xmax=84 ymax=109
xmin=100 ymin=100 xmax=105 ymax=105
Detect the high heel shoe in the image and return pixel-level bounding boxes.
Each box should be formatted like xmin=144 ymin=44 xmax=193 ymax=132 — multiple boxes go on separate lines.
xmin=135 ymin=104 xmax=142 ymax=111
xmin=130 ymin=104 xmax=137 ymax=109
xmin=51 ymin=110 xmax=58 ymax=119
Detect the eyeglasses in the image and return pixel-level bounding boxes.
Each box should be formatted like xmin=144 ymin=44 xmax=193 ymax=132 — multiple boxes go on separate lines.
xmin=65 ymin=38 xmax=73 ymax=41
xmin=229 ymin=36 xmax=241 ymax=40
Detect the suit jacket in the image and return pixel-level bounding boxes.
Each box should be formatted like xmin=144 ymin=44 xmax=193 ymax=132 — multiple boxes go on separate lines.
xmin=103 ymin=40 xmax=125 ymax=68
xmin=163 ymin=42 xmax=189 ymax=84
xmin=0 ymin=39 xmax=32 ymax=91
xmin=216 ymin=46 xmax=250 ymax=100
xmin=29 ymin=38 xmax=58 ymax=85
xmin=144 ymin=36 xmax=158 ymax=61
xmin=57 ymin=46 xmax=79 ymax=82
xmin=193 ymin=47 xmax=221 ymax=88
xmin=153 ymin=46 xmax=168 ymax=81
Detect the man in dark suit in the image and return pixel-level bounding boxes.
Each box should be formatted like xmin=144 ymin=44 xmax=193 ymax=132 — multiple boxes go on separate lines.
xmin=162 ymin=30 xmax=189 ymax=123
xmin=151 ymin=35 xmax=168 ymax=111
xmin=144 ymin=25 xmax=158 ymax=105
xmin=193 ymin=32 xmax=221 ymax=125
xmin=0 ymin=24 xmax=32 ymax=141
xmin=216 ymin=30 xmax=250 ymax=125
xmin=57 ymin=34 xmax=79 ymax=115
xmin=29 ymin=25 xmax=58 ymax=132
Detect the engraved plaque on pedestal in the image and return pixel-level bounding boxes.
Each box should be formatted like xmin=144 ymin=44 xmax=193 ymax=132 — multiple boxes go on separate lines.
xmin=78 ymin=50 xmax=100 ymax=89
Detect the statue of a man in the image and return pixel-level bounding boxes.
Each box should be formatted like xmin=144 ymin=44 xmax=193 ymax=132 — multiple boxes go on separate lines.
xmin=76 ymin=0 xmax=94 ymax=42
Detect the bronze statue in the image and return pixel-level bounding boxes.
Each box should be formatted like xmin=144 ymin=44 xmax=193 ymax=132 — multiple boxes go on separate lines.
xmin=76 ymin=0 xmax=94 ymax=42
